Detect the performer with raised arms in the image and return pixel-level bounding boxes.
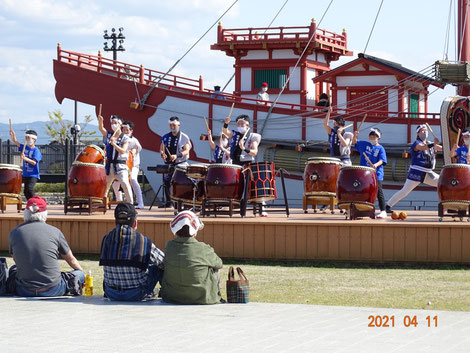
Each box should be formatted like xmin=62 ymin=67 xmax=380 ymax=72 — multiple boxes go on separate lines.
xmin=160 ymin=116 xmax=192 ymax=208
xmin=222 ymin=114 xmax=266 ymax=216
xmin=450 ymin=129 xmax=470 ymax=164
xmin=386 ymin=124 xmax=442 ymax=213
xmin=98 ymin=114 xmax=133 ymax=204
xmin=323 ymin=107 xmax=353 ymax=165
xmin=9 ymin=128 xmax=42 ymax=200
xmin=207 ymin=128 xmax=231 ymax=164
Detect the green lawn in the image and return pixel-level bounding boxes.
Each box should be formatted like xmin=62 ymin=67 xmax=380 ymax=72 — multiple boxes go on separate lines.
xmin=3 ymin=254 xmax=469 ymax=311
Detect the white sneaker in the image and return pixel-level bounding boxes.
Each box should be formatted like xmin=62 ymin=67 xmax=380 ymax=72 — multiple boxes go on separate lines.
xmin=376 ymin=210 xmax=387 ymax=219
xmin=261 ymin=211 xmax=268 ymax=217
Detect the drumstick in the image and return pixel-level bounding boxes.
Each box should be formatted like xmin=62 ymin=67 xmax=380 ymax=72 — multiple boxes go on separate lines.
xmin=456 ymin=128 xmax=461 ymax=145
xmin=362 ymin=152 xmax=376 ymax=170
xmin=241 ymin=127 xmax=250 ymax=141
xmin=203 ymin=116 xmax=209 ymax=130
xmin=22 ymin=139 xmax=27 ymax=154
xmin=9 ymin=118 xmax=12 ymax=131
xmin=228 ymin=102 xmax=235 ymax=119
xmin=343 ymin=123 xmax=353 ymax=130
xmin=425 ymin=123 xmax=438 ymax=140
xmin=165 ymin=146 xmax=171 ymax=156
xmin=357 ymin=114 xmax=367 ymax=132
xmin=98 ymin=103 xmax=102 ymax=117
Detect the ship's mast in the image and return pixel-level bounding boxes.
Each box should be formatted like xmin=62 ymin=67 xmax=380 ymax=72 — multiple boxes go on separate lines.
xmin=458 ymin=0 xmax=470 ymax=95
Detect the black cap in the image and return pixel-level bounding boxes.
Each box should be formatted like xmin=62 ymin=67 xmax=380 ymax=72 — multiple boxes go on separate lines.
xmin=114 ymin=202 xmax=137 ymax=224
xmin=214 ymin=85 xmax=221 ymax=90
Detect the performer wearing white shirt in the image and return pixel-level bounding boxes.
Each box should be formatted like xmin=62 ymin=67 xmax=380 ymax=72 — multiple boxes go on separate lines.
xmin=113 ymin=121 xmax=144 ymax=209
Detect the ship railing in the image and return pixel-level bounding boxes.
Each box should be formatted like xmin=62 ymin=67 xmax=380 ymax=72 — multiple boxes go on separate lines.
xmin=219 ymin=25 xmax=347 ymax=49
xmin=57 ymin=45 xmax=203 ymax=91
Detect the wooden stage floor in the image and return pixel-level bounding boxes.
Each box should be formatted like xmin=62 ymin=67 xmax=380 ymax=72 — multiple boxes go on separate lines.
xmin=1 ymin=205 xmax=469 ymax=264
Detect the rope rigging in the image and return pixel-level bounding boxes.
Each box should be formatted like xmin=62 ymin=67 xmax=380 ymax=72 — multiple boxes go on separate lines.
xmin=136 ymin=0 xmax=238 ymax=109
xmin=363 ymin=0 xmax=385 ymax=54
xmin=259 ymin=0 xmax=335 ymax=135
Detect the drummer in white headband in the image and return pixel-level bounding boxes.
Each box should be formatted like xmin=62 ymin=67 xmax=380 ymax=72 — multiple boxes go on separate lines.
xmin=450 ymin=128 xmax=470 ymax=164
xmin=9 ymin=128 xmax=42 ymax=200
xmin=160 ymin=116 xmax=192 ymax=208
xmin=353 ymin=127 xmax=388 ymax=218
xmin=386 ymin=124 xmax=442 ymax=214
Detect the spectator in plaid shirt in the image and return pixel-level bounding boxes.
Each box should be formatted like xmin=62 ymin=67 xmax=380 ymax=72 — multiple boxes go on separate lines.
xmin=99 ymin=202 xmax=164 ymax=301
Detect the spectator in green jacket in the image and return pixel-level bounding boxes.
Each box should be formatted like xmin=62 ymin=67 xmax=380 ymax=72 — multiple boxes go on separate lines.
xmin=160 ymin=210 xmax=223 ymax=304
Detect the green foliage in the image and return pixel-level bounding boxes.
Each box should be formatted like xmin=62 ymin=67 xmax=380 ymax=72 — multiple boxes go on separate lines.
xmin=45 ymin=110 xmax=97 ymax=145
xmin=33 ymin=183 xmax=65 ymax=193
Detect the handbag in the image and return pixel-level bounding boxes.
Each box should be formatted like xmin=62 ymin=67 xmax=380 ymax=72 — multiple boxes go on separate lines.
xmin=226 ymin=266 xmax=249 ymax=303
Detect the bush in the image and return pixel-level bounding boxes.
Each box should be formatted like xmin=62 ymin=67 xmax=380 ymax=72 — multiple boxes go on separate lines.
xmin=33 ymin=183 xmax=65 ymax=193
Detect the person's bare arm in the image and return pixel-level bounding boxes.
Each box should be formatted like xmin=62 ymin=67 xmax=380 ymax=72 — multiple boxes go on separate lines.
xmin=97 ymin=115 xmax=108 ymax=138
xmin=323 ymin=106 xmax=332 ymax=135
xmin=61 ymin=251 xmax=83 ymax=271
xmin=111 ymin=140 xmax=129 ymax=154
xmin=450 ymin=143 xmax=458 ymax=158
xmin=180 ymin=143 xmax=191 ymax=157
xmin=222 ymin=116 xmax=234 ymax=139
xmin=9 ymin=130 xmax=20 ymax=147
xmin=207 ymin=129 xmax=216 ymax=150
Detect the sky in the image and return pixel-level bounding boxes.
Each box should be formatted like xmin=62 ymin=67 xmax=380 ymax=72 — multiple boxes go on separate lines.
xmin=0 ymin=0 xmax=460 ymax=126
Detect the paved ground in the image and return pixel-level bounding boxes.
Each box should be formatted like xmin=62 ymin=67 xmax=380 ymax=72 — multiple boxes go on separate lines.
xmin=0 ymin=297 xmax=469 ymax=353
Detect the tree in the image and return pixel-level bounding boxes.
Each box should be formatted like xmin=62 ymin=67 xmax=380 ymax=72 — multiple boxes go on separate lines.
xmin=45 ymin=110 xmax=97 ymax=144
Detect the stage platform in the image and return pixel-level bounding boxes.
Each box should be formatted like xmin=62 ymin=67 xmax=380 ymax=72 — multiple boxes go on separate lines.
xmin=1 ymin=205 xmax=469 ymax=264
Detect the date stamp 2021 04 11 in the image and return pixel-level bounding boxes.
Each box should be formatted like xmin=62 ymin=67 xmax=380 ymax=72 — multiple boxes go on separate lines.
xmin=368 ymin=315 xmax=438 ymax=328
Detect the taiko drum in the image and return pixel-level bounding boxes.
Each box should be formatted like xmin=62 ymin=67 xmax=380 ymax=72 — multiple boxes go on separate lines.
xmin=438 ymin=164 xmax=470 ymax=210
xmin=75 ymin=144 xmax=105 ymax=164
xmin=170 ymin=166 xmax=204 ymax=204
xmin=68 ymin=161 xmax=107 ymax=198
xmin=205 ymin=164 xmax=245 ymax=201
xmin=336 ymin=165 xmax=378 ymax=211
xmin=304 ymin=157 xmax=342 ymax=197
xmin=248 ymin=162 xmax=277 ymax=203
xmin=0 ymin=164 xmax=22 ymax=195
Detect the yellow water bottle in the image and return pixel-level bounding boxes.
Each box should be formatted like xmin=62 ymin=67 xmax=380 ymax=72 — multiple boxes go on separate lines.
xmin=84 ymin=270 xmax=94 ymax=296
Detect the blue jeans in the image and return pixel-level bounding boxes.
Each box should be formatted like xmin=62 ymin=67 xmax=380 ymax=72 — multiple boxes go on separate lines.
xmin=104 ymin=265 xmax=163 ymax=301
xmin=15 ymin=270 xmax=85 ymax=297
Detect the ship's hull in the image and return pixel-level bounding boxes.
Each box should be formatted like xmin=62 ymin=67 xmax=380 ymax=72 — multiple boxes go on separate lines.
xmin=53 ymin=59 xmax=442 ymax=207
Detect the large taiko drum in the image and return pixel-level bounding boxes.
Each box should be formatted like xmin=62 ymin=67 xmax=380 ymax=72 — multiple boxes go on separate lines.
xmin=438 ymin=164 xmax=470 ymax=210
xmin=170 ymin=165 xmax=204 ymax=204
xmin=205 ymin=164 xmax=244 ymax=202
xmin=304 ymin=157 xmax=342 ymax=198
xmin=75 ymin=144 xmax=105 ymax=164
xmin=0 ymin=164 xmax=22 ymax=195
xmin=336 ymin=165 xmax=378 ymax=211
xmin=68 ymin=161 xmax=107 ymax=198
xmin=186 ymin=163 xmax=208 ymax=179
xmin=248 ymin=162 xmax=277 ymax=202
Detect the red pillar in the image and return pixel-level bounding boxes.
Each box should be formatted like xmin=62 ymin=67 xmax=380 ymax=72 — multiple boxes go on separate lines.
xmin=458 ymin=0 xmax=470 ymax=96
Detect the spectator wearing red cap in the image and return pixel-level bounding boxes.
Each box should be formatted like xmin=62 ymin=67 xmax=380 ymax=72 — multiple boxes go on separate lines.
xmin=256 ymin=82 xmax=270 ymax=106
xmin=8 ymin=196 xmax=85 ymax=297
xmin=99 ymin=202 xmax=165 ymax=301
xmin=160 ymin=211 xmax=223 ymax=304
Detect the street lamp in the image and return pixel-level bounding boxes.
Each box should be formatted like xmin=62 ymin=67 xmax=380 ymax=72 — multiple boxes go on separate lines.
xmin=103 ymin=27 xmax=125 ymax=61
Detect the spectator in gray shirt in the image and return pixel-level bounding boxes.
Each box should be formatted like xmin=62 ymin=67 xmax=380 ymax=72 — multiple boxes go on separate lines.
xmin=8 ymin=196 xmax=85 ymax=297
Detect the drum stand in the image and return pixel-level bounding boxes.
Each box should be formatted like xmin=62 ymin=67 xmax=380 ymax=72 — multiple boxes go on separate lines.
xmin=438 ymin=202 xmax=470 ymax=222
xmin=64 ymin=196 xmax=107 ymax=215
xmin=0 ymin=193 xmax=22 ymax=213
xmin=341 ymin=203 xmax=375 ymax=220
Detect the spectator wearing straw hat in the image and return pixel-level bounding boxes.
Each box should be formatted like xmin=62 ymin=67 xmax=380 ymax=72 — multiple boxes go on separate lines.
xmin=160 ymin=210 xmax=223 ymax=304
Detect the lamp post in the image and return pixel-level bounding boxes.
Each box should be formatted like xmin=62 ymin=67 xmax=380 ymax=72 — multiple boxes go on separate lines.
xmin=103 ymin=27 xmax=125 ymax=61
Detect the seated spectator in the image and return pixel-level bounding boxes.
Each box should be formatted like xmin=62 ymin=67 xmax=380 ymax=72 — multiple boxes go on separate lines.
xmin=8 ymin=196 xmax=85 ymax=297
xmin=99 ymin=202 xmax=164 ymax=301
xmin=160 ymin=211 xmax=223 ymax=304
